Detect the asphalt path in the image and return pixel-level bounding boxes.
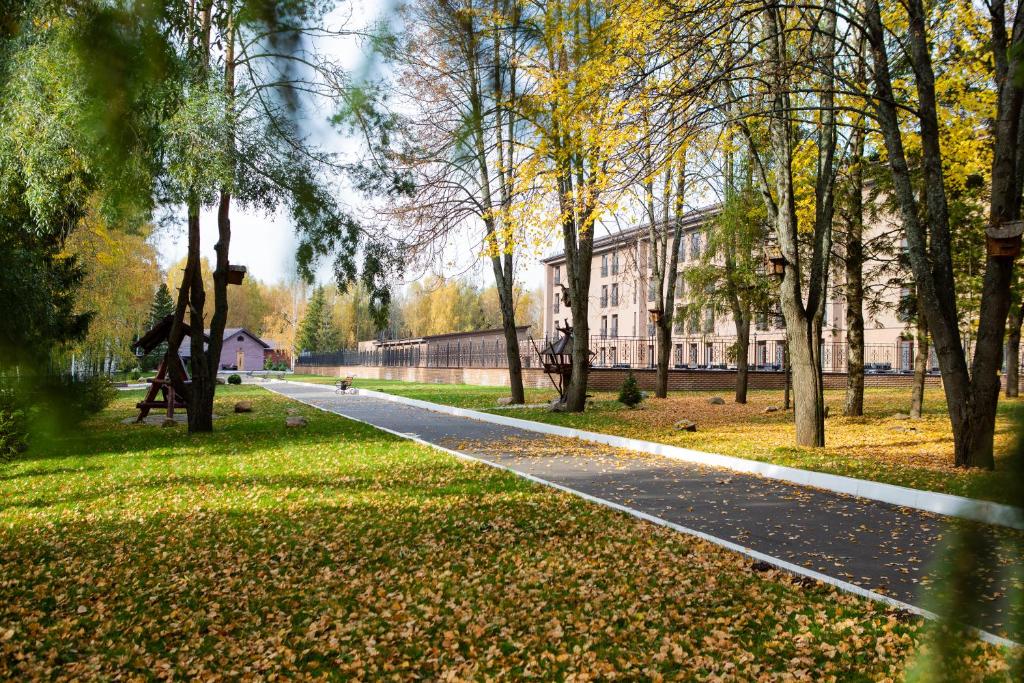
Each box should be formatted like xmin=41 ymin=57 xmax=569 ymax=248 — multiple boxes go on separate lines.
xmin=266 ymin=381 xmax=1023 ymax=641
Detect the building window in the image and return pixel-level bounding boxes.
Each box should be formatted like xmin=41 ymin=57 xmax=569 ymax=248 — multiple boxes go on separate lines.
xmin=673 ymin=306 xmax=685 ymax=334
xmin=675 ymin=274 xmax=684 ymax=299
xmin=554 ymin=297 xmax=559 ymax=314
xmin=600 ymin=315 xmax=608 ymax=337
xmin=756 ymin=311 xmax=768 ymax=331
xmin=689 ymin=343 xmax=698 ymax=365
xmin=237 ymin=335 xmax=244 ymax=342
xmin=674 ymin=344 xmax=683 ymax=366
xmin=554 ymin=266 xmax=560 ymax=285
xmin=678 ymin=238 xmax=687 ymax=262
xmin=611 ymin=314 xmax=618 ymax=338
xmin=690 ymin=232 xmax=702 ymax=260
xmin=647 ymin=321 xmax=655 ymax=337
xmin=611 ymin=252 xmax=620 ymax=275
xmin=703 ymin=307 xmax=715 ymax=334
xmin=611 ymin=283 xmax=619 ymax=306
xmin=610 ymin=347 xmax=617 ymax=365
xmin=687 ymin=309 xmax=700 ymax=335
xmin=600 ymin=285 xmax=608 ymax=308
xmin=601 ymin=254 xmax=609 ymax=277
xmin=648 ymin=279 xmax=656 ymax=302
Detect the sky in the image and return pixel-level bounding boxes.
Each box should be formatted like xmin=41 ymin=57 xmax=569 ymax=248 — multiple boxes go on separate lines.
xmin=152 ymin=0 xmax=553 ymax=292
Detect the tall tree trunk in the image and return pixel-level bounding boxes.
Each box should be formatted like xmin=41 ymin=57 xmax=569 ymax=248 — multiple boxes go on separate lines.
xmin=910 ymin=304 xmax=929 ymax=419
xmin=494 ymin=254 xmax=525 ymax=403
xmin=844 ymin=123 xmax=866 ymax=417
xmin=1006 ymin=301 xmax=1022 ymax=397
xmin=734 ymin=311 xmax=750 ymax=404
xmin=783 ymin=343 xmax=791 ymax=410
xmin=189 ymin=3 xmax=233 ymax=433
xmin=467 ymin=8 xmax=525 ymax=404
xmin=866 ymin=0 xmax=1024 ymax=468
xmin=564 ymin=213 xmax=593 ymax=412
xmin=186 ymin=200 xmax=212 ymax=433
xmin=655 ymin=319 xmax=671 ymax=397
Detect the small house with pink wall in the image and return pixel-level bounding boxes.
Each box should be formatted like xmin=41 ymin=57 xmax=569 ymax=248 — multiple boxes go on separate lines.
xmin=180 ymin=327 xmax=273 ymax=371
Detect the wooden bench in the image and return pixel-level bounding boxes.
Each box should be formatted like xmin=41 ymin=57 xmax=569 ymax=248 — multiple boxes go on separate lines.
xmin=335 ymin=376 xmax=355 ymax=393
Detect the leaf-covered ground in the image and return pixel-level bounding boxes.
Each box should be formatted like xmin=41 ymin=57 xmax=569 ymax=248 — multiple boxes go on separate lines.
xmin=308 ymin=377 xmax=1023 ymax=504
xmin=1 ymin=385 xmax=1012 ymax=680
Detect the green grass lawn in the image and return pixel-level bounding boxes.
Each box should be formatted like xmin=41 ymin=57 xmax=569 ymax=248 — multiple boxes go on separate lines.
xmin=289 ymin=375 xmax=1024 ymax=504
xmin=1 ymin=385 xmax=1007 ymax=679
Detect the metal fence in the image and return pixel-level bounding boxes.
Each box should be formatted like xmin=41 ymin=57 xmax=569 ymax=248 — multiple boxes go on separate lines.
xmin=298 ymin=342 xmax=537 ymax=370
xmin=298 ymin=335 xmax=942 ymax=375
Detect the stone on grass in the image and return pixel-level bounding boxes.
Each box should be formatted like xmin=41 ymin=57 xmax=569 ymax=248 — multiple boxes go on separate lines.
xmin=707 ymin=396 xmax=725 ymax=405
xmin=497 ymin=397 xmax=514 ymax=406
xmin=763 ymin=405 xmax=780 ymax=413
xmin=893 ymin=412 xmax=910 ymax=420
xmin=285 ymin=416 xmax=308 ymax=428
xmin=234 ymin=401 xmax=253 ymax=413
xmin=286 ymin=408 xmax=300 ymax=416
xmin=549 ymin=399 xmax=568 ymax=413
xmin=674 ymin=419 xmax=697 ymax=432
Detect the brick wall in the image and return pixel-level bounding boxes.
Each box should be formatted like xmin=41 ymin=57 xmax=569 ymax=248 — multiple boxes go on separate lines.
xmin=297 ymin=363 xmax=943 ymax=392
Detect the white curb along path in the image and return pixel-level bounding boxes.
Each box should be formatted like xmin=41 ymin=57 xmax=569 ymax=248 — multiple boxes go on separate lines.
xmin=264 ymin=382 xmax=1019 ymax=649
xmin=344 ymin=386 xmax=1023 ymax=530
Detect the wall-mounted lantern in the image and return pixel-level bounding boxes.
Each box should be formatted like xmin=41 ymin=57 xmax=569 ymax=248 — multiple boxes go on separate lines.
xmin=648 ymin=307 xmax=663 ymax=325
xmin=986 ymin=220 xmax=1024 ymax=259
xmin=227 ymin=264 xmax=248 ymax=286
xmin=764 ymin=245 xmax=787 ymax=279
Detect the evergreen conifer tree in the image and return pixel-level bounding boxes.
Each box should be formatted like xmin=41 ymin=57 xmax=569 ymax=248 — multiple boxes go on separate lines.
xmin=618 ymin=373 xmax=643 ymax=408
xmin=141 ymin=283 xmax=175 ymax=369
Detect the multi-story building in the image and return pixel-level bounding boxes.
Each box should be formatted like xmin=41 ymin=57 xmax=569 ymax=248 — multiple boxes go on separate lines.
xmin=542 ymin=205 xmax=926 ymax=374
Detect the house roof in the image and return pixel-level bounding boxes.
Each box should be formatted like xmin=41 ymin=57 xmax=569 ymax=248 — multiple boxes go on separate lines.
xmin=541 ymin=204 xmax=722 ymax=264
xmin=179 ymin=327 xmax=270 ymax=356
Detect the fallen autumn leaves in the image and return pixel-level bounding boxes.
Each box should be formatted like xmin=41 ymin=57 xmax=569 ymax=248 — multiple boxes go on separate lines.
xmin=0 ymin=387 xmax=1013 ymax=680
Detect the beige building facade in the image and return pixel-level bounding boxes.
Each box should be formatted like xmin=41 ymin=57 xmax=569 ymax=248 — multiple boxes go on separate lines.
xmin=542 ymin=206 xmax=929 ymax=374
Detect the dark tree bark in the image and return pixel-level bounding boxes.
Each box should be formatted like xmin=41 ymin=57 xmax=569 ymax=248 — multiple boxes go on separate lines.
xmin=865 ymin=0 xmax=1024 ymax=468
xmin=189 ymin=3 xmax=233 ymax=433
xmin=910 ymin=296 xmax=929 ymax=419
xmin=562 ymin=207 xmax=594 ymax=412
xmin=733 ymin=311 xmax=750 ymax=404
xmin=1006 ymin=300 xmax=1023 ymax=398
xmin=844 ymin=117 xmax=866 ymax=417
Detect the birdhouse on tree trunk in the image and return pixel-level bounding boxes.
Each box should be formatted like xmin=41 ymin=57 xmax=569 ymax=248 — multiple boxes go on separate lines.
xmin=764 ymin=245 xmax=787 ymax=278
xmin=227 ymin=264 xmax=247 ymax=285
xmin=986 ymin=220 xmax=1024 ymax=258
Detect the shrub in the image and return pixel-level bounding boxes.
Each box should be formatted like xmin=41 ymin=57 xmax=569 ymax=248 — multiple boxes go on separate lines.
xmin=618 ymin=373 xmax=643 ymax=408
xmin=263 ymin=358 xmax=274 ymax=370
xmin=130 ymin=370 xmax=142 ymax=381
xmin=227 ymin=374 xmax=242 ymax=385
xmin=74 ymin=375 xmax=118 ymax=416
xmin=0 ymin=390 xmax=28 ymax=464
xmin=275 ymin=361 xmax=288 ymax=371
